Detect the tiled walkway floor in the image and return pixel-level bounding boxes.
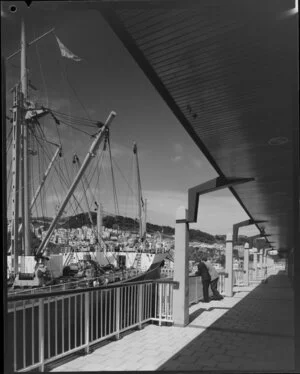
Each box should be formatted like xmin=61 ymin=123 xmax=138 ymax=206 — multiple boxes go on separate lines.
xmin=50 ymin=271 xmax=294 ymax=371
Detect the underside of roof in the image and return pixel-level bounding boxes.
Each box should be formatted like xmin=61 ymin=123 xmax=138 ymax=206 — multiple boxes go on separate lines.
xmin=29 ymin=1 xmax=299 ymax=252
xmin=96 ymin=1 xmax=298 ymax=252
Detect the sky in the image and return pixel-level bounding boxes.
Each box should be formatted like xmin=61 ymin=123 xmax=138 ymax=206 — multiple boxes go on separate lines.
xmin=2 ymin=1 xmax=260 ymax=236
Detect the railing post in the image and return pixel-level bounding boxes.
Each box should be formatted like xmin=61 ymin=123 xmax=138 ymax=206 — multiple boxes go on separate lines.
xmin=224 ymin=233 xmax=233 ymax=297
xmin=158 ymin=283 xmax=162 ymax=326
xmin=84 ymin=292 xmax=90 ymax=354
xmin=259 ymin=249 xmax=263 ymax=271
xmin=243 ymin=243 xmax=249 ymax=286
xmin=195 ymin=277 xmax=198 ymax=302
xmin=38 ymin=298 xmax=45 ymax=372
xmin=115 ymin=287 xmax=120 ymax=340
xmin=253 ymin=249 xmax=258 ymax=280
xmin=138 ymin=284 xmax=143 ymax=330
xmin=220 ymin=274 xmax=224 ymax=294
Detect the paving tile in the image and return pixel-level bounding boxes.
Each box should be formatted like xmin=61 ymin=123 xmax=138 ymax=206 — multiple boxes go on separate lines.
xmin=49 ymin=271 xmax=293 ymax=372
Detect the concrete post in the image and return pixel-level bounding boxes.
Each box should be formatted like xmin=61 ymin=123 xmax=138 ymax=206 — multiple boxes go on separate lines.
xmin=225 ymin=233 xmax=233 ymax=297
xmin=243 ymin=243 xmax=249 ymax=286
xmin=264 ymin=249 xmax=268 ymax=268
xmin=253 ymin=250 xmax=258 ymax=271
xmin=259 ymin=249 xmax=264 ymax=269
xmin=173 ymin=206 xmax=189 ymax=327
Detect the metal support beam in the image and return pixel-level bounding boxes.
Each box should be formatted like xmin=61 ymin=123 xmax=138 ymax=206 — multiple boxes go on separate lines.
xmin=187 ymin=176 xmax=254 ymax=223
xmin=232 ymin=219 xmax=267 ymax=245
xmin=247 ymin=234 xmax=271 ymax=249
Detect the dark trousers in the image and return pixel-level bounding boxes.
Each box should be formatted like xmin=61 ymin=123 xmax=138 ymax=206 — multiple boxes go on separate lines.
xmin=210 ymin=278 xmax=222 ymax=299
xmin=202 ymin=280 xmax=210 ymax=302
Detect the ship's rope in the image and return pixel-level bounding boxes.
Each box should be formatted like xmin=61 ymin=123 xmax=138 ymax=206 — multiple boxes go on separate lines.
xmin=7 ymin=169 xmax=13 ymax=208
xmin=47 ymin=108 xmax=98 ymax=127
xmin=31 ymin=131 xmax=63 ymax=214
xmin=55 ymin=117 xmax=95 ymax=137
xmin=34 ymin=28 xmax=49 ymax=108
xmin=36 ymin=130 xmax=47 ymax=221
xmin=59 ymin=56 xmax=92 ymax=122
xmin=6 ymin=126 xmax=13 ymax=153
xmin=31 ymin=125 xmax=83 ymax=222
xmin=72 ymin=156 xmax=94 ymax=227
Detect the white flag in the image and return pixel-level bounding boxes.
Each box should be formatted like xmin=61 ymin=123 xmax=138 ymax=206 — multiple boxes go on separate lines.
xmin=55 ymin=36 xmax=82 ymax=62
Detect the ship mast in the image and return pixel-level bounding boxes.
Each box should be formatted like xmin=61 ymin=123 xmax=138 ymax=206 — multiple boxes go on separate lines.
xmin=20 ymin=18 xmax=31 ymax=257
xmin=144 ymin=198 xmax=147 ymax=238
xmin=97 ymin=202 xmax=103 ymax=251
xmin=133 ymin=142 xmax=144 ymax=238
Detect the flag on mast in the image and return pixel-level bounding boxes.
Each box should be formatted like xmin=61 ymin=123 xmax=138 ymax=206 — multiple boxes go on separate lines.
xmin=55 ymin=36 xmax=82 ymax=62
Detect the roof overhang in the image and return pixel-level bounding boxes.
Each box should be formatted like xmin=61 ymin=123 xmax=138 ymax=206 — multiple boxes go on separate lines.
xmin=26 ymin=1 xmax=299 ymax=252
xmin=95 ymin=1 xmax=299 ymax=253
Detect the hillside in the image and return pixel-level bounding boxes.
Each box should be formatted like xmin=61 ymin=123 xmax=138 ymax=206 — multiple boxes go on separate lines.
xmin=31 ymin=212 xmax=220 ymax=244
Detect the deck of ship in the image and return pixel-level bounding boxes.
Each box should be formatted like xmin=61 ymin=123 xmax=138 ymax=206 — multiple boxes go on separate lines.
xmin=48 ymin=269 xmax=294 ymax=372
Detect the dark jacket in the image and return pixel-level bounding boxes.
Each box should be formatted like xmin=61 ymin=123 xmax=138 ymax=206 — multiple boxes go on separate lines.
xmin=197 ymin=261 xmax=211 ymax=281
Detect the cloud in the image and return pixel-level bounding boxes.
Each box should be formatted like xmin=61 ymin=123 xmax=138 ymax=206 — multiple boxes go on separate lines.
xmin=141 ymin=189 xmax=258 ymax=236
xmin=190 ymin=158 xmax=203 ymax=168
xmin=174 ymin=143 xmax=183 ymax=154
xmin=172 ymin=143 xmax=184 ymax=162
xmin=172 ymin=155 xmax=182 ymax=162
xmin=143 ymin=189 xmax=187 ymax=223
xmin=109 ymin=142 xmax=133 ymax=159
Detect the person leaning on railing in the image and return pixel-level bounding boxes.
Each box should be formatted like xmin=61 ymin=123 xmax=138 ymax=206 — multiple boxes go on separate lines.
xmin=203 ymin=258 xmax=224 ymax=300
xmin=196 ymin=257 xmax=211 ymax=303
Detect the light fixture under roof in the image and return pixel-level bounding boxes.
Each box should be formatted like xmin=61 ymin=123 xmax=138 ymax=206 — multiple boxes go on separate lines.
xmin=268 ymin=136 xmax=289 ymax=146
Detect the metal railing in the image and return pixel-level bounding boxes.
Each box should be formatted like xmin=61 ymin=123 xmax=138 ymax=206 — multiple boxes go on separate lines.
xmin=233 ymin=269 xmax=245 ymax=286
xmin=7 ymin=279 xmax=177 ymax=372
xmin=8 ymin=268 xmax=144 ymax=298
xmin=249 ymin=267 xmax=267 ymax=282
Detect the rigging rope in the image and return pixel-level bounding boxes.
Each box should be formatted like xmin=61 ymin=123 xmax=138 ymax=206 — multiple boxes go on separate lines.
xmin=31 ymin=125 xmax=82 ymax=221
xmin=47 ymin=108 xmax=98 ymax=126
xmin=56 ymin=118 xmax=95 ymax=137
xmin=34 ymin=28 xmax=49 ymax=108
xmin=58 ymin=56 xmax=92 ymax=122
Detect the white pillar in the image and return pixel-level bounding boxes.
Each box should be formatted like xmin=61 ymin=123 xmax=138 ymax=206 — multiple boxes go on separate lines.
xmin=225 ymin=232 xmax=233 ymax=297
xmin=253 ymin=249 xmax=258 ymax=270
xmin=243 ymin=243 xmax=249 ymax=286
xmin=173 ymin=206 xmax=189 ymax=327
xmin=263 ymin=249 xmax=267 ymax=267
xmin=259 ymin=249 xmax=264 ymax=269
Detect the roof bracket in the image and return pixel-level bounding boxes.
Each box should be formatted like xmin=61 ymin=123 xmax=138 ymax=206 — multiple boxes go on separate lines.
xmin=233 ymin=219 xmax=268 ymax=244
xmin=187 ymin=176 xmax=254 ymax=223
xmin=247 ymin=233 xmax=272 ymax=250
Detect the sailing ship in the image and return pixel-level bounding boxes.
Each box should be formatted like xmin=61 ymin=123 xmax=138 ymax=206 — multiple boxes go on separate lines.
xmin=6 ymin=19 xmax=169 ymax=292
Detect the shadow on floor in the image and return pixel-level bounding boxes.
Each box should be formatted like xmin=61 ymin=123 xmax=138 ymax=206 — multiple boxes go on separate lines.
xmin=158 ymin=271 xmax=294 ymax=372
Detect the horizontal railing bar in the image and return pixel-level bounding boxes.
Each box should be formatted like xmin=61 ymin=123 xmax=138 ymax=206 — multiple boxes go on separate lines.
xmin=37 ymin=342 xmax=89 ymax=369
xmin=7 ymin=269 xmax=144 ymax=297
xmin=17 ymin=362 xmax=42 ymax=372
xmin=189 ymin=271 xmax=227 ymax=278
xmin=8 ymin=279 xmax=179 ymax=302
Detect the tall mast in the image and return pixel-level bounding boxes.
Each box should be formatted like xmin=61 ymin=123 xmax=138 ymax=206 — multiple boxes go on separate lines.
xmin=20 ymin=18 xmax=31 ymax=256
xmin=144 ymin=198 xmax=147 ymax=237
xmin=97 ymin=202 xmax=103 ymax=251
xmin=10 ymin=85 xmax=22 ymax=273
xmin=133 ymin=142 xmax=143 ymax=238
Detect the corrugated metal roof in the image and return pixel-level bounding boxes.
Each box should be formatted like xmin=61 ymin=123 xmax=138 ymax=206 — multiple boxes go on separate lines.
xmin=98 ymin=1 xmax=298 ymax=252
